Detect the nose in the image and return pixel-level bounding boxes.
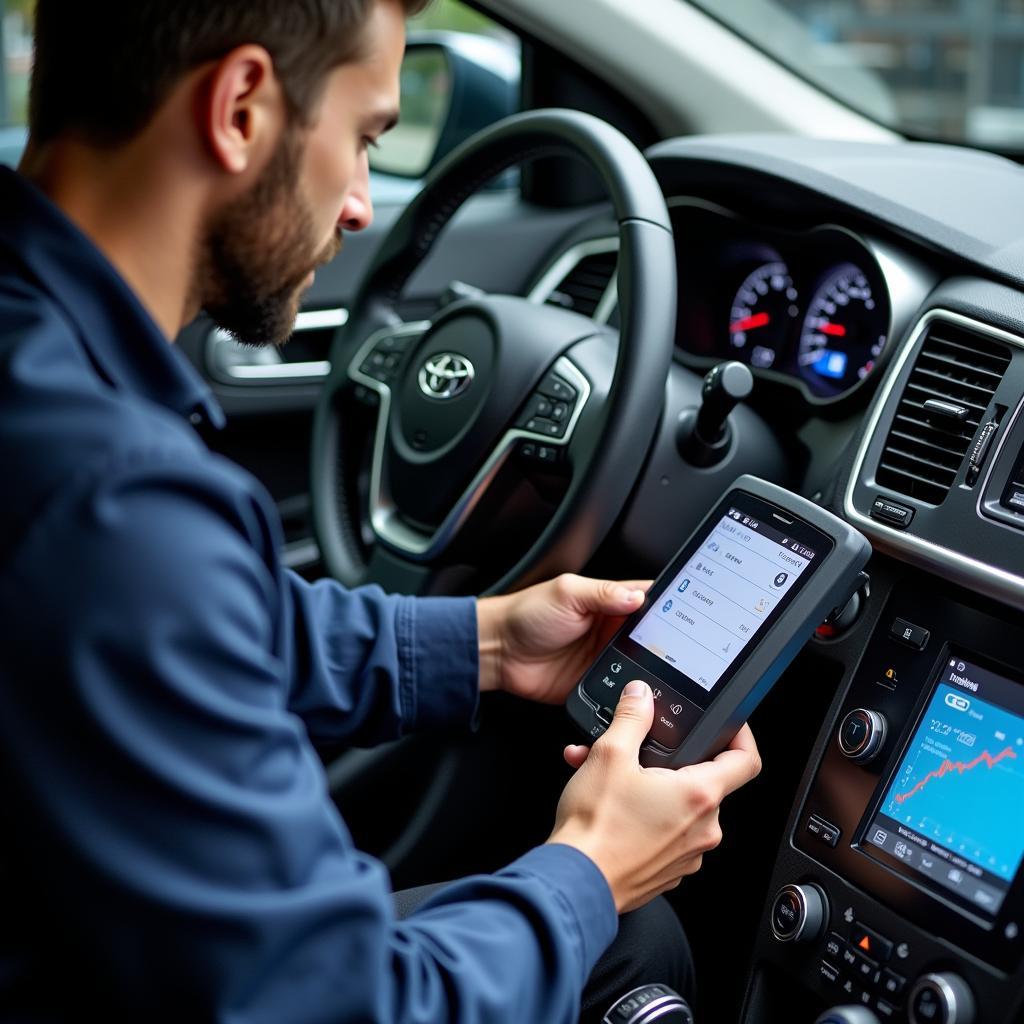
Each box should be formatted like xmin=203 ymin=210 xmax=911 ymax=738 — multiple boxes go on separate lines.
xmin=338 ymin=153 xmax=373 ymax=233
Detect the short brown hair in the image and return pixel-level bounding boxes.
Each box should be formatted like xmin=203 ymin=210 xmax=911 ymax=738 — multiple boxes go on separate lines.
xmin=29 ymin=0 xmax=429 ymax=146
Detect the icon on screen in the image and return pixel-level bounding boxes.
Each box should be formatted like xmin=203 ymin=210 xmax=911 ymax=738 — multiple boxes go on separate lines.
xmin=894 ymin=842 xmax=911 ymax=860
xmin=773 ymin=572 xmax=789 ymax=588
xmin=944 ymin=693 xmax=970 ymax=712
xmin=671 ymin=704 xmax=684 ymax=715
xmin=662 ymin=599 xmax=674 ymax=614
xmin=957 ymin=661 xmax=966 ymax=672
xmin=755 ymin=597 xmax=769 ymax=614
xmin=948 ymin=869 xmax=964 ymax=884
xmin=610 ymin=662 xmax=622 ymax=674
xmin=677 ymin=578 xmax=690 ymax=594
xmin=873 ymin=829 xmax=888 ymax=845
xmin=707 ymin=541 xmax=720 ymax=553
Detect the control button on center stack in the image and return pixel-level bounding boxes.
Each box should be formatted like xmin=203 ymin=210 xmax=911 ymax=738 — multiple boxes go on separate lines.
xmin=851 ymin=922 xmax=894 ymax=963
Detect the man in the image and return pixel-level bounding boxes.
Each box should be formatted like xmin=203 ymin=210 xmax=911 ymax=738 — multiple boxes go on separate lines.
xmin=0 ymin=1 xmax=761 ymax=1021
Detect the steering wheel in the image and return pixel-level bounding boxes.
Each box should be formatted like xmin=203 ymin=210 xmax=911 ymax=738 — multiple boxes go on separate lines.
xmin=311 ymin=109 xmax=676 ymax=596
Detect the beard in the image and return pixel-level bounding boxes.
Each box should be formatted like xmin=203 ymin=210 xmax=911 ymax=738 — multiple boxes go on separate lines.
xmin=196 ymin=127 xmax=342 ymax=348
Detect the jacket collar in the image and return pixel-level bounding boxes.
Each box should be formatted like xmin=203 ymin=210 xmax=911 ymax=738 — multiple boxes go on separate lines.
xmin=0 ymin=166 xmax=224 ymax=428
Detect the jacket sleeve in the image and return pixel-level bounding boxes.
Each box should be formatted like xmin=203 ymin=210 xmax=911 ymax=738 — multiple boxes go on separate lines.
xmin=281 ymin=570 xmax=480 ymax=749
xmin=0 ymin=447 xmax=618 ymax=1022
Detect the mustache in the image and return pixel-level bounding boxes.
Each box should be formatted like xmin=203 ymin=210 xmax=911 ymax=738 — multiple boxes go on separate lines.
xmin=318 ymin=228 xmax=343 ymax=267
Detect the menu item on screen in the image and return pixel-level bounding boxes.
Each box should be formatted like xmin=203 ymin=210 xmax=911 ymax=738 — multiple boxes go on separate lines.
xmin=865 ymin=656 xmax=1024 ymax=917
xmin=628 ymin=507 xmax=817 ymax=691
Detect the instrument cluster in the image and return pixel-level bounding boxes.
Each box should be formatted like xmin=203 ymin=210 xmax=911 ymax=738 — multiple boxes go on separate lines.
xmin=672 ymin=200 xmax=893 ymax=404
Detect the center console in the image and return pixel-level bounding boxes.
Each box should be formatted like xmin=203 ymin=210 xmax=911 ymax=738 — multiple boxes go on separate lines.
xmin=743 ymin=577 xmax=1024 ymax=1024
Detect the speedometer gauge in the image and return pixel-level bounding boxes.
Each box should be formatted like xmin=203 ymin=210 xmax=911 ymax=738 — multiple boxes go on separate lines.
xmin=728 ymin=262 xmax=799 ymax=369
xmin=798 ymin=263 xmax=887 ymax=397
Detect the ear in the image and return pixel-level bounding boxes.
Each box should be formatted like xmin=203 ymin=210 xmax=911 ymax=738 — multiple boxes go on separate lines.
xmin=200 ymin=44 xmax=283 ymax=176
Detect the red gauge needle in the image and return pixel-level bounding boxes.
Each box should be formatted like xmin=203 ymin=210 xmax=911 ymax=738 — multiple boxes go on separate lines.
xmin=818 ymin=321 xmax=847 ymax=337
xmin=730 ymin=312 xmax=770 ymax=333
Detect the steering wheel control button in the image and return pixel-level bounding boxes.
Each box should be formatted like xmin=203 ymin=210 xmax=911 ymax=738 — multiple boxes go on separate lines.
xmin=908 ymin=973 xmax=975 ymax=1024
xmin=838 ymin=709 xmax=887 ymax=764
xmin=525 ymin=417 xmax=565 ymax=438
xmin=850 ymin=922 xmax=893 ymax=963
xmin=806 ymin=814 xmax=841 ymax=848
xmin=889 ymin=618 xmax=930 ymax=650
xmin=537 ymin=372 xmax=577 ymax=402
xmin=871 ymin=496 xmax=915 ymax=529
xmin=770 ymin=883 xmax=827 ymax=943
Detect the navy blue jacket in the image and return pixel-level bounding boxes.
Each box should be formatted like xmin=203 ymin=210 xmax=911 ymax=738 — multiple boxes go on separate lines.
xmin=0 ymin=168 xmax=616 ymax=1022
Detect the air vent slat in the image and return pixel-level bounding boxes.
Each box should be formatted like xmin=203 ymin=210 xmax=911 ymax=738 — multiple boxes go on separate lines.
xmin=927 ymin=334 xmax=1010 ymax=372
xmin=542 ymin=249 xmax=617 ymax=319
xmin=889 ymin=428 xmax=971 ymax=462
xmin=876 ymin=320 xmax=1011 ymax=506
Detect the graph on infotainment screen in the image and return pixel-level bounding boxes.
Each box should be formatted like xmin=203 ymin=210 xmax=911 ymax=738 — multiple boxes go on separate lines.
xmin=865 ymin=656 xmax=1024 ymax=917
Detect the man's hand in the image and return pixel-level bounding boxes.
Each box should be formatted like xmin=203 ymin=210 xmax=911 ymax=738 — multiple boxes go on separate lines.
xmin=550 ymin=680 xmax=762 ymax=913
xmin=476 ymin=573 xmax=649 ymax=703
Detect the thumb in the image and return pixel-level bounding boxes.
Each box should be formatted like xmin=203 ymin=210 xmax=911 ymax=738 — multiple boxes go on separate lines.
xmin=603 ymin=679 xmax=654 ymax=753
xmin=565 ymin=576 xmax=649 ymax=616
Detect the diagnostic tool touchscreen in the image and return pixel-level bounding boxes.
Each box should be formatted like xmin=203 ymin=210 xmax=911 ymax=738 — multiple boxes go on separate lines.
xmin=628 ymin=507 xmax=819 ymax=692
xmin=864 ymin=655 xmax=1024 ymax=918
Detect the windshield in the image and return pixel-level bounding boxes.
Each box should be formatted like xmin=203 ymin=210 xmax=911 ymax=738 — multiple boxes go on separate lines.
xmin=688 ymin=0 xmax=1024 ymax=155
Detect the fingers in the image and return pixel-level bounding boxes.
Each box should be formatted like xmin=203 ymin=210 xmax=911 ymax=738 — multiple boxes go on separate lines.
xmin=563 ymin=744 xmax=591 ymax=770
xmin=595 ymin=680 xmax=654 ymax=759
xmin=556 ymin=573 xmax=650 ymax=616
xmin=681 ymin=724 xmax=762 ymax=801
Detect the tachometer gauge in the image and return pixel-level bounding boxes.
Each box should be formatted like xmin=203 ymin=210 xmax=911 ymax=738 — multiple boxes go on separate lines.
xmin=728 ymin=262 xmax=799 ymax=369
xmin=798 ymin=263 xmax=887 ymax=397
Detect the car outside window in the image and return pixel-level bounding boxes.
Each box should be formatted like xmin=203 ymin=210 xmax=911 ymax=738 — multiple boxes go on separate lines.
xmin=687 ymin=0 xmax=1024 ymax=155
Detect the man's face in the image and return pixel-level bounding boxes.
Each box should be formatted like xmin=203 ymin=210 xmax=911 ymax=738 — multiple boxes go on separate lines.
xmin=201 ymin=0 xmax=405 ymax=347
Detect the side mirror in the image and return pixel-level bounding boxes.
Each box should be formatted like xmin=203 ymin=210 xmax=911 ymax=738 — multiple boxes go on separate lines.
xmin=370 ymin=32 xmax=519 ymax=179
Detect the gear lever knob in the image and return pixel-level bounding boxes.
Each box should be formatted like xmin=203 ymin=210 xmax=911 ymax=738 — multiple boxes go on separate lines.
xmin=695 ymin=361 xmax=754 ymax=444
xmin=677 ymin=360 xmax=754 ymax=467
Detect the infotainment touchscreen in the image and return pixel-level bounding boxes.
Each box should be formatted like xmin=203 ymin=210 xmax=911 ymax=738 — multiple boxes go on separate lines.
xmin=863 ymin=654 xmax=1024 ymax=918
xmin=628 ymin=507 xmax=818 ymax=693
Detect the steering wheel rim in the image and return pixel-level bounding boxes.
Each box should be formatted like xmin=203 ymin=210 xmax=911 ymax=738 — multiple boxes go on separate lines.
xmin=311 ymin=109 xmax=677 ymax=595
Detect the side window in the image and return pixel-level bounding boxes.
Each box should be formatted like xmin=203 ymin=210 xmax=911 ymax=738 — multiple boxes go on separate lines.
xmin=0 ymin=0 xmax=31 ymax=165
xmin=370 ymin=0 xmax=521 ymax=180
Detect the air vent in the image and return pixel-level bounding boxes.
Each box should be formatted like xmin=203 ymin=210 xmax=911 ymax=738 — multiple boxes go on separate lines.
xmin=544 ymin=249 xmax=618 ymax=319
xmin=876 ymin=321 xmax=1011 ymax=505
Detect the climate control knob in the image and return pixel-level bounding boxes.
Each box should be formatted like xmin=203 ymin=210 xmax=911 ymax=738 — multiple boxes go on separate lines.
xmin=838 ymin=708 xmax=887 ymax=764
xmin=815 ymin=1008 xmax=880 ymax=1024
xmin=909 ymin=973 xmax=975 ymax=1024
xmin=770 ymin=883 xmax=827 ymax=942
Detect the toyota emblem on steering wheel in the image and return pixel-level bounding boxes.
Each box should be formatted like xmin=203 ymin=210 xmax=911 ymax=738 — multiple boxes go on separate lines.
xmin=418 ymin=353 xmax=475 ymax=400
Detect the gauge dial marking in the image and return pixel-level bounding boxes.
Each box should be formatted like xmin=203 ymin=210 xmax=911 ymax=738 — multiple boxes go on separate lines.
xmin=728 ymin=261 xmax=797 ymax=368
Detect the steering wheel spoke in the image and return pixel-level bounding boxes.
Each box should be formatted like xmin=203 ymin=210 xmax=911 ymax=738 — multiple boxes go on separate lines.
xmin=311 ymin=110 xmax=676 ymax=595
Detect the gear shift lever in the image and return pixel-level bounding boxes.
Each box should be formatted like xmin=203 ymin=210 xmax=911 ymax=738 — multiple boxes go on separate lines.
xmin=677 ymin=361 xmax=754 ymax=467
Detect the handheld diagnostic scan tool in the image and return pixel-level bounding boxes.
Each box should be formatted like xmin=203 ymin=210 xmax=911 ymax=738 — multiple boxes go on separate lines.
xmin=567 ymin=476 xmax=871 ymax=767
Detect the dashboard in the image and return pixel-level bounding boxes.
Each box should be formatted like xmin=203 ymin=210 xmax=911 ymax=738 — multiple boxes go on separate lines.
xmin=671 ymin=199 xmax=893 ymax=403
xmin=524 ymin=135 xmax=1024 ymax=1024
